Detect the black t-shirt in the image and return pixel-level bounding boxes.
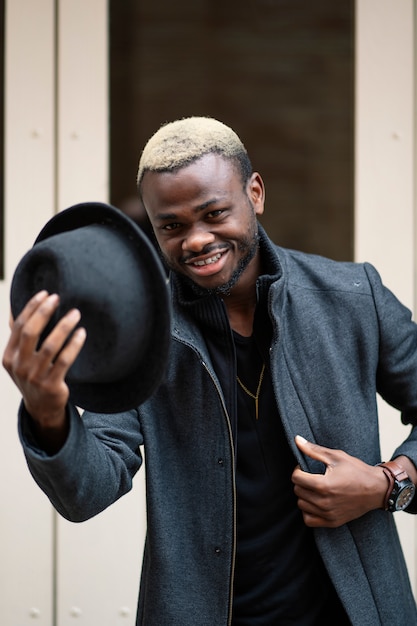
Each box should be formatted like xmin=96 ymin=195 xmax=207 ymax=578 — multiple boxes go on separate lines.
xmin=172 ymin=240 xmax=350 ymax=624
xmin=232 ymin=331 xmax=350 ymax=625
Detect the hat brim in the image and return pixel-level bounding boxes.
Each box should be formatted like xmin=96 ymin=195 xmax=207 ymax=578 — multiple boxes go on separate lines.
xmin=26 ymin=202 xmax=171 ymax=413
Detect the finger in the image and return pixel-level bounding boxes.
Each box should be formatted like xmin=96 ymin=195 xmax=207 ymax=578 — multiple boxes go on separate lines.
xmin=292 ymin=466 xmax=325 ymax=494
xmin=295 ymin=489 xmax=327 ymax=527
xmin=34 ymin=308 xmax=84 ymax=377
xmin=15 ymin=293 xmax=60 ymax=362
xmin=11 ymin=290 xmax=50 ymax=325
xmin=296 ymin=493 xmax=321 ymax=516
xmin=295 ymin=435 xmax=338 ymax=467
xmin=295 ymin=487 xmax=339 ymax=527
xmin=298 ymin=497 xmax=345 ymax=528
xmin=3 ymin=292 xmax=50 ymax=374
xmin=300 ymin=510 xmax=330 ymax=528
xmin=47 ymin=325 xmax=87 ymax=383
xmin=7 ymin=291 xmax=50 ymax=347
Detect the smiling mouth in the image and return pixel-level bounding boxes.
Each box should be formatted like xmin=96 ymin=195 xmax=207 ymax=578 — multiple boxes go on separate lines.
xmin=189 ymin=253 xmax=222 ymax=267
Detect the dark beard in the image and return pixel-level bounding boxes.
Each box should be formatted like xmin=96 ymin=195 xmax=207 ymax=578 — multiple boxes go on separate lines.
xmin=181 ymin=231 xmax=260 ymax=298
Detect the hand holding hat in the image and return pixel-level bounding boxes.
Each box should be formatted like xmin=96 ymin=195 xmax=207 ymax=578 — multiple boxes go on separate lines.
xmin=7 ymin=202 xmax=171 ymax=413
xmin=3 ymin=290 xmax=86 ymax=450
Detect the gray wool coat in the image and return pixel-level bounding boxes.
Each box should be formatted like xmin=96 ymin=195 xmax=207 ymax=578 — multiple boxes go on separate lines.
xmin=20 ymin=232 xmax=417 ymax=625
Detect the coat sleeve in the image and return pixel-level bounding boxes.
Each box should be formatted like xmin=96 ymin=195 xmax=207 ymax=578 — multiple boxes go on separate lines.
xmin=18 ymin=401 xmax=144 ymax=522
xmin=366 ymin=263 xmax=417 ymax=512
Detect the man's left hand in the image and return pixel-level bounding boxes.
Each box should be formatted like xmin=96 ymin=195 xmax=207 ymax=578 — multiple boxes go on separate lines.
xmin=292 ymin=435 xmax=388 ymax=527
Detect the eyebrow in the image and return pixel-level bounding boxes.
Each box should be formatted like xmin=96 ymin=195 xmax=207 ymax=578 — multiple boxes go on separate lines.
xmin=155 ymin=197 xmax=220 ymax=221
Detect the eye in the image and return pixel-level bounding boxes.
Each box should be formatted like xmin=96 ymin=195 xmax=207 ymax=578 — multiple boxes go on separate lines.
xmin=162 ymin=222 xmax=181 ymax=231
xmin=207 ymin=209 xmax=224 ymax=219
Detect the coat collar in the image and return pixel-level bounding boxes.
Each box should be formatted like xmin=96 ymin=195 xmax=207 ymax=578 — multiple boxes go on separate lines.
xmin=169 ymin=224 xmax=283 ymax=335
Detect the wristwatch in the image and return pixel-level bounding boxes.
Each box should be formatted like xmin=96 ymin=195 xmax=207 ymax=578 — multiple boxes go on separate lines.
xmin=378 ymin=460 xmax=416 ymax=512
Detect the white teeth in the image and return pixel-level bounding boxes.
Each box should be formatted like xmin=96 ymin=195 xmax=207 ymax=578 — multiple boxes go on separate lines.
xmin=193 ymin=253 xmax=221 ymax=266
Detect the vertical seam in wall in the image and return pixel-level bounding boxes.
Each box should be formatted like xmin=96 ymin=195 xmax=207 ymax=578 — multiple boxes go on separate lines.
xmin=413 ymin=0 xmax=417 ymax=596
xmin=54 ymin=0 xmax=59 ymax=218
xmin=412 ymin=0 xmax=417 ymax=316
xmin=52 ymin=5 xmax=59 ymax=623
xmin=52 ymin=508 xmax=58 ymax=626
xmin=353 ymin=0 xmax=358 ymax=262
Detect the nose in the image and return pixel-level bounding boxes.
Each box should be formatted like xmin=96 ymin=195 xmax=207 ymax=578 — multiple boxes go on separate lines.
xmin=182 ymin=224 xmax=215 ymax=253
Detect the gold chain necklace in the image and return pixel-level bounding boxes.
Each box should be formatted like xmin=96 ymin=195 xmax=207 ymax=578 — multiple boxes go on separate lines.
xmin=236 ymin=363 xmax=266 ymax=420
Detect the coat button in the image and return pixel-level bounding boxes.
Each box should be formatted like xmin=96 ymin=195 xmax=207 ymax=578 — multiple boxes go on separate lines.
xmin=214 ymin=547 xmax=221 ymax=555
xmin=217 ymin=458 xmax=224 ymax=466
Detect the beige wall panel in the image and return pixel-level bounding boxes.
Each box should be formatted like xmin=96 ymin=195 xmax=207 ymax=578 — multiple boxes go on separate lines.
xmin=355 ymin=0 xmax=414 ymax=303
xmin=56 ymin=476 xmax=146 ymax=626
xmin=56 ymin=3 xmax=146 ymax=624
xmin=4 ymin=0 xmax=56 ymax=271
xmin=0 ymin=1 xmax=56 ymax=624
xmin=355 ymin=0 xmax=416 ymax=587
xmin=57 ymin=0 xmax=108 ymax=209
xmin=3 ymin=1 xmax=416 ymax=621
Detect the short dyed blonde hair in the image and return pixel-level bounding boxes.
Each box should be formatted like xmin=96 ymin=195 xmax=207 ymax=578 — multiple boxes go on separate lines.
xmin=136 ymin=116 xmax=252 ymax=189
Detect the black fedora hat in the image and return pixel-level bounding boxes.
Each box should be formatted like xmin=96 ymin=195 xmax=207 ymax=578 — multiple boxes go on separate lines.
xmin=10 ymin=202 xmax=171 ymax=413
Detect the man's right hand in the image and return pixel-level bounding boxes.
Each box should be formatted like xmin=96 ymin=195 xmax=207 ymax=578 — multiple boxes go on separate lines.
xmin=2 ymin=290 xmax=86 ymax=451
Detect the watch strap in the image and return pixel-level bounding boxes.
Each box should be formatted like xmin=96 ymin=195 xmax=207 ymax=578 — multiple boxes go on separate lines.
xmin=378 ymin=460 xmax=409 ymax=511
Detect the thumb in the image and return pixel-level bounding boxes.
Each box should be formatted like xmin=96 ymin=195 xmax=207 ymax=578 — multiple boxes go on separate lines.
xmin=295 ymin=435 xmax=336 ymax=467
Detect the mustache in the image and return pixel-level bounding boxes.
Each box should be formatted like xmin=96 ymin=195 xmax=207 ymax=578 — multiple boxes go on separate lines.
xmin=180 ymin=243 xmax=230 ymax=264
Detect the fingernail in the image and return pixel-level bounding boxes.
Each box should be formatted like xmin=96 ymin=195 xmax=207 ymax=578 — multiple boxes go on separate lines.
xmin=67 ymin=308 xmax=81 ymax=322
xmin=295 ymin=435 xmax=307 ymax=444
xmin=47 ymin=293 xmax=59 ymax=304
xmin=74 ymin=327 xmax=87 ymax=341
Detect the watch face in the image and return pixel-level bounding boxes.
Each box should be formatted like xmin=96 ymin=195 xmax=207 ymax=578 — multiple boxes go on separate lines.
xmin=396 ymin=484 xmax=416 ymax=511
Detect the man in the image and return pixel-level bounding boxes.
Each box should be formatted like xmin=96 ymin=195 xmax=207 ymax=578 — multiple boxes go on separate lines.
xmin=3 ymin=117 xmax=417 ymax=625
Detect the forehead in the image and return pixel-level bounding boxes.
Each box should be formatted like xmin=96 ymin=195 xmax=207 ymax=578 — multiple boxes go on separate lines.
xmin=141 ymin=153 xmax=242 ymax=206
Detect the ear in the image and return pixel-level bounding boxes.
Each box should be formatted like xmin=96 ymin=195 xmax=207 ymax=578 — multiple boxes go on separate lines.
xmin=247 ymin=172 xmax=265 ymax=216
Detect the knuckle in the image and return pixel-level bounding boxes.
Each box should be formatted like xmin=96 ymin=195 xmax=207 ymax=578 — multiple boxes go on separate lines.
xmin=9 ymin=356 xmax=28 ymax=380
xmin=322 ymin=499 xmax=333 ymax=513
xmin=20 ymin=327 xmax=37 ymax=343
xmin=13 ymin=316 xmax=25 ymax=332
xmin=25 ymin=367 xmax=42 ymax=386
xmin=2 ymin=348 xmax=11 ymax=368
xmin=328 ymin=519 xmax=340 ymax=529
xmin=39 ymin=337 xmax=56 ymax=357
xmin=56 ymin=352 xmax=71 ymax=368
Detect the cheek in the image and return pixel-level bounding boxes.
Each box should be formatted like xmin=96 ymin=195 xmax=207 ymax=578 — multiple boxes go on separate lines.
xmin=155 ymin=237 xmax=178 ymax=263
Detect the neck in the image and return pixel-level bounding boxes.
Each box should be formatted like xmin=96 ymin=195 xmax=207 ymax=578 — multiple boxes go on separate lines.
xmin=222 ymin=256 xmax=261 ymax=337
xmin=225 ymin=298 xmax=256 ymax=336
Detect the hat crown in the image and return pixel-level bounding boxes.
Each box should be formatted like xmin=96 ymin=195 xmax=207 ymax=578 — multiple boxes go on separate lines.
xmin=10 ymin=203 xmax=170 ymax=412
xmin=12 ymin=224 xmax=150 ymax=383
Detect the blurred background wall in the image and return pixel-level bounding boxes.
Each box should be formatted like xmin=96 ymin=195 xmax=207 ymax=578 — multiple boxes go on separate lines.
xmin=0 ymin=1 xmax=415 ymax=624
xmin=110 ymin=0 xmax=354 ymax=261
